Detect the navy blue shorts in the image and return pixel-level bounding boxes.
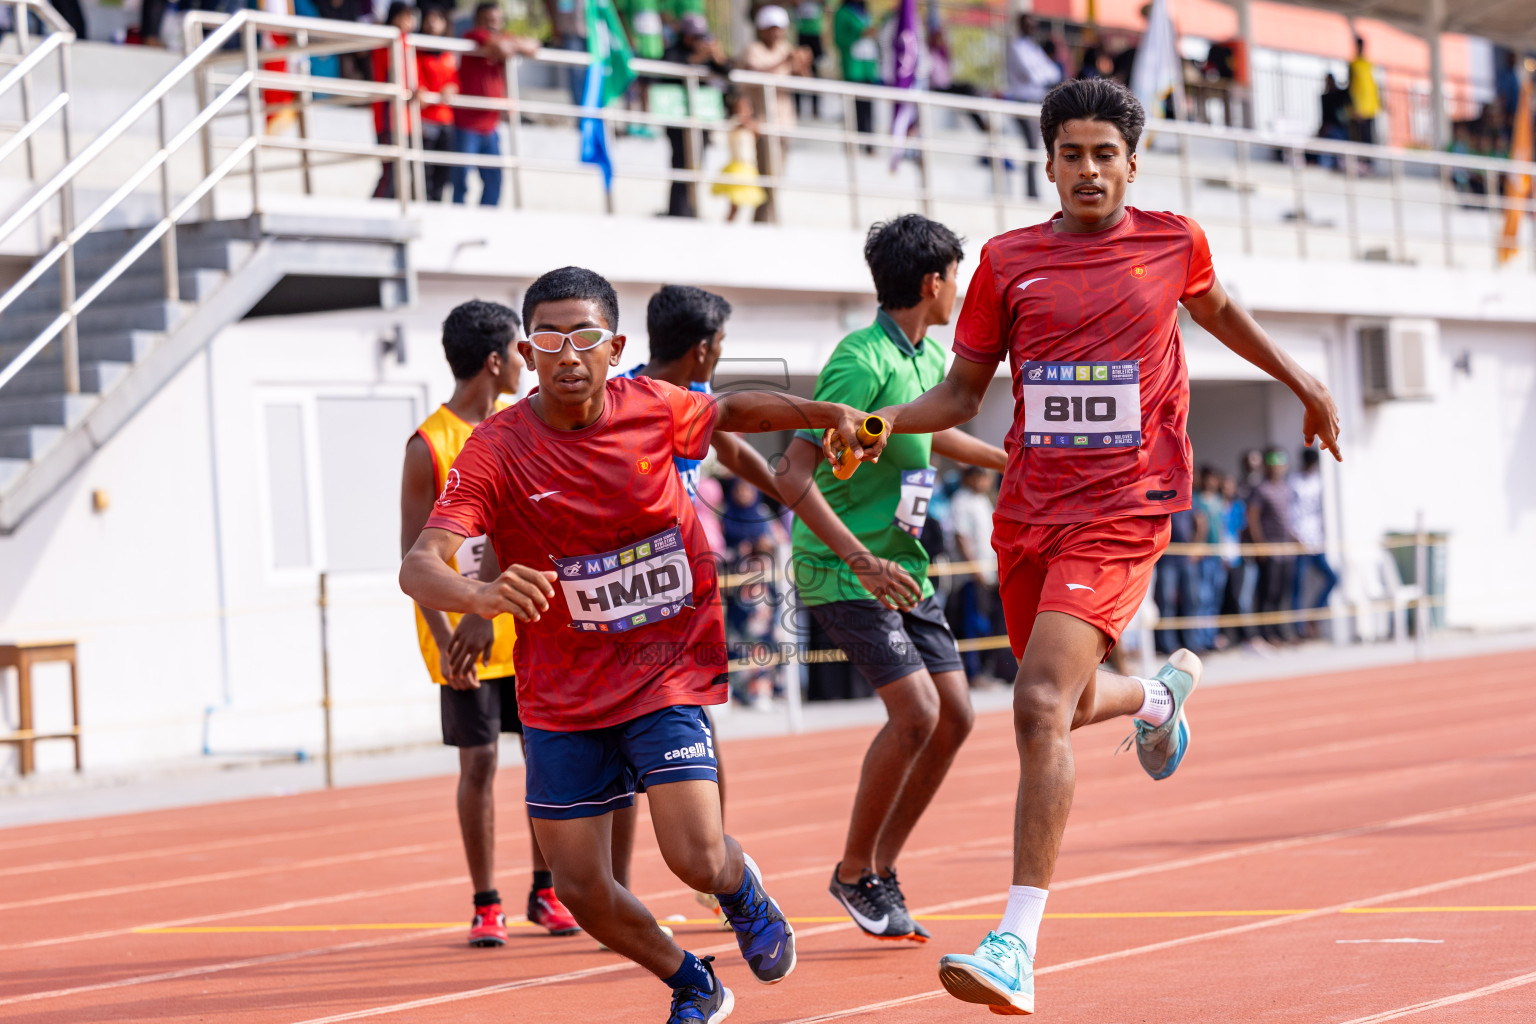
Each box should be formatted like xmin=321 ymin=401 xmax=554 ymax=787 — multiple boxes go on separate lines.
xmin=523 ymin=704 xmax=719 ymax=820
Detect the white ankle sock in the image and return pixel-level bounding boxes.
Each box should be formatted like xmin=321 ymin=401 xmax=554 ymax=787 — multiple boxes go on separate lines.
xmin=1133 ymin=675 xmax=1174 ymax=726
xmin=997 ymin=885 xmax=1048 ymax=955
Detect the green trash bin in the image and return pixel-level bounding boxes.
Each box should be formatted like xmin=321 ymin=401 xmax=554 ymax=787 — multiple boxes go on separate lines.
xmin=1385 ymin=531 xmax=1447 ymax=633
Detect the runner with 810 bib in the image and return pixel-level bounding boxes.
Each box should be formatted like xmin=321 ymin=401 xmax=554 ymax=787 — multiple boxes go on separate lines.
xmin=868 ymin=79 xmax=1343 ymax=1015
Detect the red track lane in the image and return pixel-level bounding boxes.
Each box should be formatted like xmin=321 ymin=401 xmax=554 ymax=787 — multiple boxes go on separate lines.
xmin=2 ymin=651 xmax=1534 ymax=1023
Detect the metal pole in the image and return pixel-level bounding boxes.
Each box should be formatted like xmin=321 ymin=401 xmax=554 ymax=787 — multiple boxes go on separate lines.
xmin=195 ymin=57 xmax=216 ymax=221
xmin=391 ymin=33 xmax=409 ymax=215
xmin=319 ymin=571 xmax=335 ymax=788
xmin=684 ymin=69 xmax=702 ymax=221
xmin=1344 ymin=143 xmax=1360 ymax=260
xmin=1438 ymin=163 xmax=1453 ymax=267
xmin=405 ymin=35 xmax=426 ymax=203
xmin=57 ymin=35 xmax=77 ymax=395
xmin=157 ymin=97 xmax=180 ymax=303
xmin=987 ymin=103 xmax=1004 ymax=234
xmin=763 ymin=81 xmax=781 ymax=224
xmin=1390 ymin=156 xmax=1407 ymax=262
xmin=1413 ymin=509 xmax=1428 ymax=661
xmin=842 ymin=86 xmax=861 ymax=230
xmin=1236 ymin=138 xmax=1252 ymax=256
xmin=1290 ymin=144 xmax=1307 ymax=259
xmin=506 ymin=53 xmax=524 ymax=209
xmin=1424 ymin=0 xmax=1448 ymax=150
xmin=243 ymin=21 xmax=263 ymax=216
xmin=297 ymin=29 xmax=314 ymax=196
xmin=914 ymin=99 xmax=932 ymax=217
xmin=17 ymin=1 xmax=35 ymax=180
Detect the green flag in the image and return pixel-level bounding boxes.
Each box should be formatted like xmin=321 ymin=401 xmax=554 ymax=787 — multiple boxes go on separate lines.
xmin=585 ymin=0 xmax=635 ymax=107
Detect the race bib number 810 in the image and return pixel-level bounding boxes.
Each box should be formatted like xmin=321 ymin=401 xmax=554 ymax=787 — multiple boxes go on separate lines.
xmin=1021 ymin=360 xmax=1141 ymax=449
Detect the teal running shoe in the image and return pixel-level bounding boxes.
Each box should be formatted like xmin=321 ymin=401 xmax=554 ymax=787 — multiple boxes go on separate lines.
xmin=937 ymin=930 xmax=1034 ymax=1015
xmin=1122 ymin=649 xmax=1202 ymax=781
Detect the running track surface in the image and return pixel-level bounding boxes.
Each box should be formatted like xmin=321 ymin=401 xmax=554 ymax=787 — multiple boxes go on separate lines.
xmin=3 ymin=651 xmax=1535 ymax=1023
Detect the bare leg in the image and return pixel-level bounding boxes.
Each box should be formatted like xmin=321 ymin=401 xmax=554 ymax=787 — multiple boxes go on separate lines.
xmin=646 ymin=778 xmax=744 ymax=895
xmin=872 ymin=668 xmax=975 ymax=874
xmin=836 ymin=670 xmax=940 ymax=884
xmin=457 ymin=743 xmax=497 ymax=893
xmin=610 ymin=802 xmax=639 ymax=890
xmin=1010 ymin=611 xmax=1144 ymax=887
xmin=534 ymin=812 xmax=687 ymax=978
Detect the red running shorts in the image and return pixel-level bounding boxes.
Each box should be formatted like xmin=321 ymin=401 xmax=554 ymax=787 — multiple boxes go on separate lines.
xmin=992 ymin=514 xmax=1171 ymax=656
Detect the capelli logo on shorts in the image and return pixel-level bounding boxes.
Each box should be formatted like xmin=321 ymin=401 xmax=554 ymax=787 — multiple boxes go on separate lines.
xmin=664 ymin=742 xmax=709 ymax=761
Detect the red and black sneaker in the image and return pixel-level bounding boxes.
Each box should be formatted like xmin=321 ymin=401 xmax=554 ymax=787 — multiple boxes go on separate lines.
xmin=469 ymin=902 xmax=508 ymax=947
xmin=528 ymin=886 xmax=581 ymax=936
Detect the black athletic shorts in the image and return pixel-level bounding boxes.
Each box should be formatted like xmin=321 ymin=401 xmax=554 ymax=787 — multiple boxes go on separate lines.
xmin=808 ymin=595 xmax=964 ymax=689
xmin=440 ymin=676 xmax=523 ymax=747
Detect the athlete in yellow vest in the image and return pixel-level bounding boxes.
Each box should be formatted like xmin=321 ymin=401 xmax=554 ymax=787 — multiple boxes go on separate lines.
xmin=399 ymin=300 xmax=580 ymax=945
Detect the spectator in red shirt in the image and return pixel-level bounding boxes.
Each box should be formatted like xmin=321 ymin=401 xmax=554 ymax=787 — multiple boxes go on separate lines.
xmin=417 ymin=5 xmax=461 ymax=202
xmin=452 ymin=2 xmax=540 ymax=206
xmin=371 ymin=2 xmax=420 ymax=201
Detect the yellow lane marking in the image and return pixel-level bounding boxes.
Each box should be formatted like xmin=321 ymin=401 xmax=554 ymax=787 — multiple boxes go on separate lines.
xmin=133 ymin=906 xmax=1536 ymax=934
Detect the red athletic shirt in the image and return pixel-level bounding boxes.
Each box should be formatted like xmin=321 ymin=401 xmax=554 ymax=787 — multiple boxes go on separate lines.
xmin=455 ymin=28 xmax=505 ymax=134
xmin=424 ymin=377 xmax=727 ymax=732
xmin=416 ymin=49 xmax=459 ymax=126
xmin=953 ymin=207 xmax=1215 ymax=525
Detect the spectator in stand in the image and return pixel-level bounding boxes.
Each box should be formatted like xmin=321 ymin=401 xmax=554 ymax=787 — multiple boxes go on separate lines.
xmin=452 ymin=2 xmax=539 ymax=207
xmin=318 ymin=0 xmax=371 ymax=80
xmin=1289 ymin=447 xmax=1337 ymax=638
xmin=833 ymin=0 xmax=879 ymax=146
xmin=371 ymin=3 xmax=420 ymax=201
xmin=794 ymin=0 xmax=827 ymax=120
xmin=1218 ymin=472 xmax=1255 ymax=648
xmin=1347 ymin=35 xmax=1381 ymax=148
xmin=660 ymin=14 xmax=730 ymax=218
xmin=1317 ymin=73 xmax=1349 ymax=170
xmin=928 ymin=22 xmax=989 ymax=138
xmin=543 ymin=0 xmax=587 ymax=104
xmin=1247 ymin=448 xmax=1299 ymax=643
xmin=740 ymin=5 xmax=812 ymax=223
xmin=949 ymin=466 xmax=1004 ymax=684
xmin=1189 ymin=467 xmax=1228 ymax=651
xmin=1004 ymin=14 xmax=1059 ymax=200
xmin=416 ymin=6 xmax=461 ymax=202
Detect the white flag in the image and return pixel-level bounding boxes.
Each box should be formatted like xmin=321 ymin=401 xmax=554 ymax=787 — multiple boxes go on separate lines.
xmin=1130 ymin=0 xmax=1186 ymax=121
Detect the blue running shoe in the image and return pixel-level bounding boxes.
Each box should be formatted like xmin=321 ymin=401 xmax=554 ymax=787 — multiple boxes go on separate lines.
xmin=1122 ymin=649 xmax=1202 ymax=781
xmin=938 ymin=930 xmax=1034 ymax=1015
xmin=718 ymin=852 xmax=796 ymax=985
xmin=666 ymin=956 xmax=733 ymax=1024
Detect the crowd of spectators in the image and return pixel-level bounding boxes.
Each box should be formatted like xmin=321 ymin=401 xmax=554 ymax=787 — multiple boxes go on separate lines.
xmin=1152 ymin=446 xmax=1337 ymax=657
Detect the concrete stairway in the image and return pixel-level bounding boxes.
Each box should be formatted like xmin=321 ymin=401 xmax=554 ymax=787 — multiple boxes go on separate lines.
xmin=0 ymin=213 xmax=414 ymax=530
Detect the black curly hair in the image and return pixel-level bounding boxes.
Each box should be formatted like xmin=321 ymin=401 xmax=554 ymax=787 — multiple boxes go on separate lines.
xmin=1039 ymin=78 xmax=1146 ymax=156
xmin=863 ymin=214 xmax=965 ymax=311
xmin=646 ymin=285 xmax=732 ymax=363
xmin=522 ymin=266 xmax=620 ymax=335
xmin=441 ymin=299 xmax=519 ymax=380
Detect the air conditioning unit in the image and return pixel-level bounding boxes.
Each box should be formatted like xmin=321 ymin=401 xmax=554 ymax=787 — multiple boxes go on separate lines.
xmin=1355 ymin=318 xmax=1437 ymax=402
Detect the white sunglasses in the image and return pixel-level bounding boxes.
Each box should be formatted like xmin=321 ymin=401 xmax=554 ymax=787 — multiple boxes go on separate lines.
xmin=526 ymin=328 xmax=614 ymax=353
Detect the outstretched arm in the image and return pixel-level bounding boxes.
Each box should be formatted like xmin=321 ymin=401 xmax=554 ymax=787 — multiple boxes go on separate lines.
xmin=710 ymin=430 xmax=785 ymax=504
xmin=712 ymin=390 xmax=886 ymax=463
xmin=777 ymin=437 xmax=923 ymax=609
xmin=874 ymin=353 xmax=997 ymax=436
xmin=1183 ymin=278 xmax=1342 ymax=461
xmin=931 ymin=426 xmax=1007 ymax=471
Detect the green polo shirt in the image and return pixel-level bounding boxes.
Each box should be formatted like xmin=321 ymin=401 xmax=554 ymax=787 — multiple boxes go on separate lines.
xmin=791 ymin=309 xmax=947 ymax=607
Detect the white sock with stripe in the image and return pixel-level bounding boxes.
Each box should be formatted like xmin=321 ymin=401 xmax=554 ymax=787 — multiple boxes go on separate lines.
xmin=1133 ymin=676 xmax=1174 ymax=726
xmin=997 ymin=885 xmax=1048 ymax=956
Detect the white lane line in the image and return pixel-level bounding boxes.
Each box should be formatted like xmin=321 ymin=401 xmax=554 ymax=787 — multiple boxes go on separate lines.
xmin=1330 ymin=969 xmax=1536 ymax=1023
xmin=1336 ymin=938 xmax=1443 ymax=943
xmin=774 ymin=858 xmax=1536 ymax=1024
xmin=0 ymin=928 xmax=459 ymax=1008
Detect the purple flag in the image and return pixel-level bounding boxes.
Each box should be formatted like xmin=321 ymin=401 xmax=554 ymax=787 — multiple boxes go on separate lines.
xmin=889 ymin=0 xmax=920 ymax=169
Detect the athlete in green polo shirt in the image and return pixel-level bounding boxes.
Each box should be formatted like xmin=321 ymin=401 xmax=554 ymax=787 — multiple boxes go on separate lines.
xmin=782 ymin=215 xmax=1006 ymax=942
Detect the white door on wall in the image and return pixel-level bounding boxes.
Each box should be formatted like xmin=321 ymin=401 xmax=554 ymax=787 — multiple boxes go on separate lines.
xmin=257 ymin=388 xmax=424 ymax=578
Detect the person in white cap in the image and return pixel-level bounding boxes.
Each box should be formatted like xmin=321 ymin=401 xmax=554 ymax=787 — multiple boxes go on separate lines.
xmin=740 ymin=4 xmax=812 ymax=221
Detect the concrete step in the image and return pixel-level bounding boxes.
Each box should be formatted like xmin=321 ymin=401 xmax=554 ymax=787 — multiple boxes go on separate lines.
xmin=0 ymin=424 xmax=64 ymax=460
xmin=5 ymin=268 xmax=227 ymax=318
xmin=2 ymin=360 xmax=132 ymax=396
xmin=0 ymin=393 xmax=96 ymax=429
xmin=0 ymin=458 xmax=25 ymax=488
xmin=0 ymin=330 xmax=163 ymax=369
xmin=0 ymin=300 xmax=188 ymax=345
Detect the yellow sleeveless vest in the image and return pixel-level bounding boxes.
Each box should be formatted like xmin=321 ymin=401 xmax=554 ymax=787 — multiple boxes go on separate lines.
xmin=413 ymin=403 xmax=518 ymax=684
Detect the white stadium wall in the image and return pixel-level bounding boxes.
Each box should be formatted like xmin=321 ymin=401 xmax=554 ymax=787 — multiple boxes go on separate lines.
xmin=1 ymin=209 xmax=1534 ymax=774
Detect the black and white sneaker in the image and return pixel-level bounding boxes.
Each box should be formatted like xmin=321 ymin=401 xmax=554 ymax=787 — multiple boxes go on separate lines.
xmin=666 ymin=956 xmax=734 ymax=1024
xmin=828 ymin=863 xmax=915 ymax=941
xmin=881 ymin=870 xmax=929 ymax=943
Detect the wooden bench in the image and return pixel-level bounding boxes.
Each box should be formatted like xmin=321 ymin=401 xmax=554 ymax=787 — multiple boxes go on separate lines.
xmin=0 ymin=642 xmax=81 ymax=776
